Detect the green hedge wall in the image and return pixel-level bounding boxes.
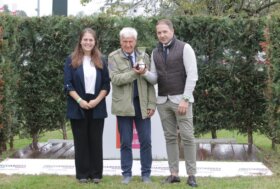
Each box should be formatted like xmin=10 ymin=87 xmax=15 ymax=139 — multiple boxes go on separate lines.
xmin=0 ymin=15 xmax=279 ymax=149
xmin=266 ymin=14 xmax=280 ymax=148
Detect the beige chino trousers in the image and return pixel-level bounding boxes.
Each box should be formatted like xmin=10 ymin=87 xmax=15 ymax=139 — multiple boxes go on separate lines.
xmin=157 ymin=99 xmax=197 ymax=175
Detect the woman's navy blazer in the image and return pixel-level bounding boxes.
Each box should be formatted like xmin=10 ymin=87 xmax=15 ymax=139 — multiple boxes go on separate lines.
xmin=64 ymin=56 xmax=110 ymax=119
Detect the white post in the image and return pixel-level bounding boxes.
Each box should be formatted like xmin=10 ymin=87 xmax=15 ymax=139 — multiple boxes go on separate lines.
xmin=36 ymin=0 xmax=40 ymax=16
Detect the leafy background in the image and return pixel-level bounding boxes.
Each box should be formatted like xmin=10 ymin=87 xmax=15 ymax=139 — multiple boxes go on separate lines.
xmin=0 ymin=15 xmax=279 ymax=152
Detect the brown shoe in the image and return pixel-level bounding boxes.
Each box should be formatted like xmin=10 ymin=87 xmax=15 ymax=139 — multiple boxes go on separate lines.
xmin=162 ymin=175 xmax=181 ymax=184
xmin=187 ymin=175 xmax=198 ymax=187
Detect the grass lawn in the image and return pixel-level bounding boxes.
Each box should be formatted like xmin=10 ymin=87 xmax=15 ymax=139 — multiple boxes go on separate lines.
xmin=1 ymin=129 xmax=280 ymax=189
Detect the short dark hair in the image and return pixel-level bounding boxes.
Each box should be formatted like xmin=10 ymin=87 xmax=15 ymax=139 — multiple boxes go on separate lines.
xmin=156 ymin=19 xmax=174 ymax=30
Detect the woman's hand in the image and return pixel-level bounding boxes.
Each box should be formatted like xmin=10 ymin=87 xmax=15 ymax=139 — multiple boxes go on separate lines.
xmin=79 ymin=99 xmax=91 ymax=109
xmin=88 ymin=99 xmax=99 ymax=108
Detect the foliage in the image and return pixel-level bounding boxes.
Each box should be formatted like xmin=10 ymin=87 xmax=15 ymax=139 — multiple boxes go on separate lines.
xmin=0 ymin=15 xmax=21 ymax=153
xmin=175 ymin=17 xmax=269 ymax=143
xmin=264 ymin=14 xmax=280 ymax=147
xmin=14 ymin=17 xmax=76 ymax=149
xmin=0 ymin=4 xmax=27 ymax=17
xmin=80 ymin=0 xmax=280 ymax=17
xmin=227 ymin=18 xmax=268 ymax=144
xmin=0 ymin=15 xmax=279 ymax=150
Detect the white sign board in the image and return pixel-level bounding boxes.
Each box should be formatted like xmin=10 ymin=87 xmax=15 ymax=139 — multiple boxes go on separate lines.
xmin=103 ymin=88 xmax=167 ymax=159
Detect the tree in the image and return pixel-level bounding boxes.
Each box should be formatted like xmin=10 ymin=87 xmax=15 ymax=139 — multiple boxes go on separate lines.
xmin=0 ymin=4 xmax=27 ymax=17
xmin=1 ymin=4 xmax=10 ymax=13
xmin=80 ymin=0 xmax=280 ymax=17
xmin=76 ymin=11 xmax=86 ymax=17
xmin=15 ymin=10 xmax=28 ymax=17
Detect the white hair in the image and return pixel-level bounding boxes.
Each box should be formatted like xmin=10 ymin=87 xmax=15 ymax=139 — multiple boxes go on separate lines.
xmin=119 ymin=27 xmax=138 ymax=39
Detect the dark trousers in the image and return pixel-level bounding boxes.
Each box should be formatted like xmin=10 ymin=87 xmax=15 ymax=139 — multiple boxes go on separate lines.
xmin=71 ymin=110 xmax=104 ymax=180
xmin=117 ymin=97 xmax=152 ymax=177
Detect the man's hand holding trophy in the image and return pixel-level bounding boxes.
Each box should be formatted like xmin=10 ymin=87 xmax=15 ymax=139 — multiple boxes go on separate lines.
xmin=134 ymin=47 xmax=147 ymax=74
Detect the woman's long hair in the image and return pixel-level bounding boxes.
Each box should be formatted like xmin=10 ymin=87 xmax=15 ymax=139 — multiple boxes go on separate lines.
xmin=71 ymin=28 xmax=103 ymax=69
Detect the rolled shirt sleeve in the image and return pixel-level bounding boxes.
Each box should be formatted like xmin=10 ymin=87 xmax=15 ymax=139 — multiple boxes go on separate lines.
xmin=63 ymin=56 xmax=75 ymax=94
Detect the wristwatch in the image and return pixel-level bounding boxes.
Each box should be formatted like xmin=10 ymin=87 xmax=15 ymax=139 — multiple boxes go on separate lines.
xmin=182 ymin=95 xmax=190 ymax=102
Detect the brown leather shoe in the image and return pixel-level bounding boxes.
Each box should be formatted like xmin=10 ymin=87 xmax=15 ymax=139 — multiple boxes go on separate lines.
xmin=187 ymin=175 xmax=198 ymax=187
xmin=162 ymin=175 xmax=181 ymax=184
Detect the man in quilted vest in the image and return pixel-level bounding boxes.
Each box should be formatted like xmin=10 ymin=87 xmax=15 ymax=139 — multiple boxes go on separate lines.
xmin=144 ymin=19 xmax=198 ymax=187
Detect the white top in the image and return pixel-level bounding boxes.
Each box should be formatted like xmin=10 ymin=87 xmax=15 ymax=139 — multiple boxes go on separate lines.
xmin=144 ymin=43 xmax=198 ymax=104
xmin=83 ymin=56 xmax=96 ymax=95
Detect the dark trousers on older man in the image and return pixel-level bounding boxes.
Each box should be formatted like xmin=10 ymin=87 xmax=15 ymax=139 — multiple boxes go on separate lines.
xmin=117 ymin=97 xmax=152 ymax=178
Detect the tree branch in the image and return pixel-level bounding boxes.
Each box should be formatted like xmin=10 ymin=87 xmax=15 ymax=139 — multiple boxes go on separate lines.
xmin=255 ymin=0 xmax=280 ymax=13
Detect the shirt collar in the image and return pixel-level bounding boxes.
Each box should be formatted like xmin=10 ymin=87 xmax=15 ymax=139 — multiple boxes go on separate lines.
xmin=163 ymin=40 xmax=172 ymax=47
xmin=123 ymin=50 xmax=135 ymax=58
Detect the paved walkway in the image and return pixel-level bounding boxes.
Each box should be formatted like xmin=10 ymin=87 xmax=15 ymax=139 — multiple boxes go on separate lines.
xmin=0 ymin=139 xmax=272 ymax=177
xmin=0 ymin=159 xmax=273 ymax=177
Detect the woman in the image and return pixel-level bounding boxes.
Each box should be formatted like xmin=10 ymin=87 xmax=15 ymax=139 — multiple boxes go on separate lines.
xmin=64 ymin=28 xmax=110 ymax=184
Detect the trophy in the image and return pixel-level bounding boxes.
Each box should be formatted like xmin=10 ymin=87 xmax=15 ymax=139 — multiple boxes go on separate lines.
xmin=135 ymin=47 xmax=146 ymax=70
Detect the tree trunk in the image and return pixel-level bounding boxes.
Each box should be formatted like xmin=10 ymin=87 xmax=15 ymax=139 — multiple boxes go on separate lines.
xmin=9 ymin=137 xmax=14 ymax=150
xmin=2 ymin=142 xmax=7 ymax=152
xmin=271 ymin=139 xmax=277 ymax=151
xmin=211 ymin=128 xmax=217 ymax=139
xmin=0 ymin=141 xmax=2 ymax=155
xmin=247 ymin=127 xmax=253 ymax=154
xmin=31 ymin=133 xmax=39 ymax=151
xmin=61 ymin=122 xmax=67 ymax=140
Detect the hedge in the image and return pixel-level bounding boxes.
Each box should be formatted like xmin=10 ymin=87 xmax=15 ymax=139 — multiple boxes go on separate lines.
xmin=0 ymin=15 xmax=279 ymax=151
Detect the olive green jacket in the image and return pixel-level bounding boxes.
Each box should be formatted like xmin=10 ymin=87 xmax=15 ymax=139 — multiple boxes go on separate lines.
xmin=108 ymin=49 xmax=156 ymax=119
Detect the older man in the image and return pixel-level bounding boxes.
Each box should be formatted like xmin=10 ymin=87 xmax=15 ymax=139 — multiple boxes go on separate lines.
xmin=108 ymin=27 xmax=156 ymax=184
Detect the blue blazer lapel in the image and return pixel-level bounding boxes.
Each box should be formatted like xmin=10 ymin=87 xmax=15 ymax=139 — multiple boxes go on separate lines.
xmin=95 ymin=68 xmax=101 ymax=94
xmin=77 ymin=65 xmax=85 ymax=90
